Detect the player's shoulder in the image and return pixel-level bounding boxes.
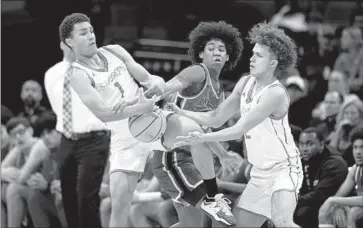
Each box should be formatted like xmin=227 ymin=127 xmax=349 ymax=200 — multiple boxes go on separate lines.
xmin=102 ymin=44 xmax=125 ymax=52
xmin=266 ymin=82 xmax=288 ymax=98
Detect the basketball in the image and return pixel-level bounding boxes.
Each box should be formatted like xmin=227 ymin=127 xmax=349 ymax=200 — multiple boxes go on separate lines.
xmin=128 ymin=110 xmax=167 ymax=143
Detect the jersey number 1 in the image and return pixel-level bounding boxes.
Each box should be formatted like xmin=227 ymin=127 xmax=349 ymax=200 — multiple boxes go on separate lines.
xmin=114 ymin=82 xmax=125 ymax=97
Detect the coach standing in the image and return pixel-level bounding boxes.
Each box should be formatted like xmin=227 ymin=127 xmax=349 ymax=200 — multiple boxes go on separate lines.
xmin=44 ymin=42 xmax=110 ymax=228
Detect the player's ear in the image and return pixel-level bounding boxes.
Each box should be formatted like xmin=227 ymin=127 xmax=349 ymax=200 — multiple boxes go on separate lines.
xmin=65 ymin=37 xmax=73 ymax=48
xmin=199 ymin=52 xmax=204 ymax=60
xmin=226 ymin=54 xmax=230 ymax=62
xmin=270 ymin=59 xmax=278 ymax=68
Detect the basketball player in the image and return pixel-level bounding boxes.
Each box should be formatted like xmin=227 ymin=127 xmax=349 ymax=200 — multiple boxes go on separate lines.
xmin=59 ymin=13 xmax=165 ymax=227
xmin=174 ymin=22 xmax=303 ymax=227
xmin=152 ymin=21 xmax=244 ymax=226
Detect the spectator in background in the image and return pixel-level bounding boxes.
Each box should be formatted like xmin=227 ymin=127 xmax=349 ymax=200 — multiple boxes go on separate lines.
xmin=1 ymin=117 xmax=39 ymax=227
xmin=1 ymin=104 xmax=14 ymax=228
xmin=351 ymin=7 xmax=363 ymax=30
xmin=286 ymin=75 xmax=312 ymax=129
xmin=19 ymin=80 xmax=48 ymax=136
xmin=319 ymin=127 xmax=363 ymax=228
xmin=310 ymin=90 xmax=344 ymax=138
xmin=334 ymin=27 xmax=363 ymax=100
xmin=294 ymin=127 xmax=348 ymax=228
xmin=327 ymin=70 xmax=350 ymax=97
xmin=15 ymin=111 xmax=64 ymax=228
xmin=329 ymin=95 xmax=363 ymax=154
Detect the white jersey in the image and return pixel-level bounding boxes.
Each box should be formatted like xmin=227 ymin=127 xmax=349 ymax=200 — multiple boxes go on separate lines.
xmin=72 ymin=45 xmax=139 ymax=146
xmin=240 ymin=77 xmax=300 ymax=170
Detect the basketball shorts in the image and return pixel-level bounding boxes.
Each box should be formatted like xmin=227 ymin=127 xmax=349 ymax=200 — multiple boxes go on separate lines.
xmin=237 ymin=156 xmax=303 ymax=219
xmin=109 ymin=133 xmax=164 ymax=174
xmin=152 ymin=148 xmax=205 ymax=206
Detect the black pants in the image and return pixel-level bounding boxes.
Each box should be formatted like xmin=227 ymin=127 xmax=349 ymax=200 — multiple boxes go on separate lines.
xmin=58 ymin=131 xmax=110 ymax=228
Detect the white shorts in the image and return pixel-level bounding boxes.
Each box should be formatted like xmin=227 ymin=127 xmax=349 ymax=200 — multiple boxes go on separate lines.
xmin=237 ymin=156 xmax=303 ymax=219
xmin=109 ymin=133 xmax=165 ymax=174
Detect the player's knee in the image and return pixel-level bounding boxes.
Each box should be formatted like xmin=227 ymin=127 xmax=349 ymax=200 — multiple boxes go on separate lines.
xmin=129 ymin=203 xmax=142 ymax=217
xmin=5 ymin=183 xmax=22 ymax=200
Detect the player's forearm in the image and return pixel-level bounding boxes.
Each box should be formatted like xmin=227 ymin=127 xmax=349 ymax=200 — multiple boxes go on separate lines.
xmin=205 ymin=141 xmax=230 ymax=158
xmin=330 ymin=196 xmax=363 ymax=207
xmin=179 ymin=109 xmax=224 ymax=128
xmin=162 ymin=79 xmax=184 ymax=98
xmin=201 ymin=125 xmax=244 ymax=142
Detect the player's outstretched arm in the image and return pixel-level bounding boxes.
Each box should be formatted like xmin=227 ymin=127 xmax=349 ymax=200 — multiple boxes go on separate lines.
xmin=171 ymin=76 xmax=248 ymax=128
xmin=70 ymin=68 xmax=156 ymax=122
xmin=177 ymin=86 xmax=287 ymax=142
xmin=105 ymin=45 xmax=165 ymax=97
xmin=161 ymin=65 xmax=206 ymax=98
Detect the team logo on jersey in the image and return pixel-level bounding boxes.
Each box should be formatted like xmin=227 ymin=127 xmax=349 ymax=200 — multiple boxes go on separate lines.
xmin=99 ymin=65 xmax=128 ymax=91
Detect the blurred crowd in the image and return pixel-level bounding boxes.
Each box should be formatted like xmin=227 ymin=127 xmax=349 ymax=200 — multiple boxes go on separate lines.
xmin=1 ymin=2 xmax=363 ymax=228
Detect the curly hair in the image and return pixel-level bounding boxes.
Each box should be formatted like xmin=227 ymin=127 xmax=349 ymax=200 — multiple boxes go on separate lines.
xmin=248 ymin=21 xmax=297 ymax=73
xmin=59 ymin=13 xmax=90 ymax=44
xmin=188 ymin=21 xmax=243 ymax=71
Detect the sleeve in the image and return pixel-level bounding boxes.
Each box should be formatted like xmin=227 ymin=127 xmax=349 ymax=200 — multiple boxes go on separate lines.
xmin=297 ymin=156 xmax=348 ymax=208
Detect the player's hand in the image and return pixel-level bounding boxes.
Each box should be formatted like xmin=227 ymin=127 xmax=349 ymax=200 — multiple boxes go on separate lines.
xmin=333 ymin=207 xmax=347 ymax=228
xmin=112 ymin=96 xmax=139 ymax=114
xmin=219 ymin=152 xmax=243 ymax=175
xmin=137 ymin=88 xmax=159 ymax=115
xmin=319 ymin=197 xmax=335 ymax=219
xmin=164 ymin=102 xmax=182 ymax=114
xmin=27 ymin=173 xmax=48 ymax=191
xmin=141 ymin=77 xmax=165 ymax=98
xmin=175 ymin=131 xmax=205 ymax=145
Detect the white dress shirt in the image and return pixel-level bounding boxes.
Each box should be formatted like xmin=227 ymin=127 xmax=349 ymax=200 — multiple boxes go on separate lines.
xmin=44 ymin=59 xmax=107 ymax=134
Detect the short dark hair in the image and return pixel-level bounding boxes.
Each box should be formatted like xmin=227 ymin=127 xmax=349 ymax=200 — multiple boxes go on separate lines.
xmin=247 ymin=21 xmax=297 ymax=73
xmin=6 ymin=116 xmax=31 ymax=133
xmin=59 ymin=13 xmax=91 ymax=44
xmin=302 ymin=127 xmax=324 ymax=142
xmin=35 ymin=111 xmax=57 ymax=134
xmin=350 ymin=127 xmax=363 ymax=144
xmin=188 ymin=21 xmax=244 ymax=71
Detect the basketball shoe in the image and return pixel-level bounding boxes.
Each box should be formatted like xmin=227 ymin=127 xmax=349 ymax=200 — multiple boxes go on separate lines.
xmin=200 ymin=193 xmax=236 ymax=226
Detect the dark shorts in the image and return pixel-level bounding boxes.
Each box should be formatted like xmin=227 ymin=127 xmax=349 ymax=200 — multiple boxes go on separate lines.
xmin=152 ymin=148 xmax=205 ymax=206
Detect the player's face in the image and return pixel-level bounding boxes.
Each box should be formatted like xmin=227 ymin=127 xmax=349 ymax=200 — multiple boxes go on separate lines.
xmin=8 ymin=124 xmax=33 ymax=147
xmin=249 ymin=43 xmax=277 ymax=78
xmin=21 ymin=81 xmax=42 ymax=107
xmin=352 ymin=139 xmax=363 ymax=165
xmin=200 ymin=39 xmax=229 ymax=69
xmin=343 ymin=104 xmax=361 ymax=126
xmin=42 ymin=129 xmax=61 ymax=149
xmin=298 ymin=132 xmax=323 ymax=161
xmin=67 ymin=22 xmax=97 ymax=57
